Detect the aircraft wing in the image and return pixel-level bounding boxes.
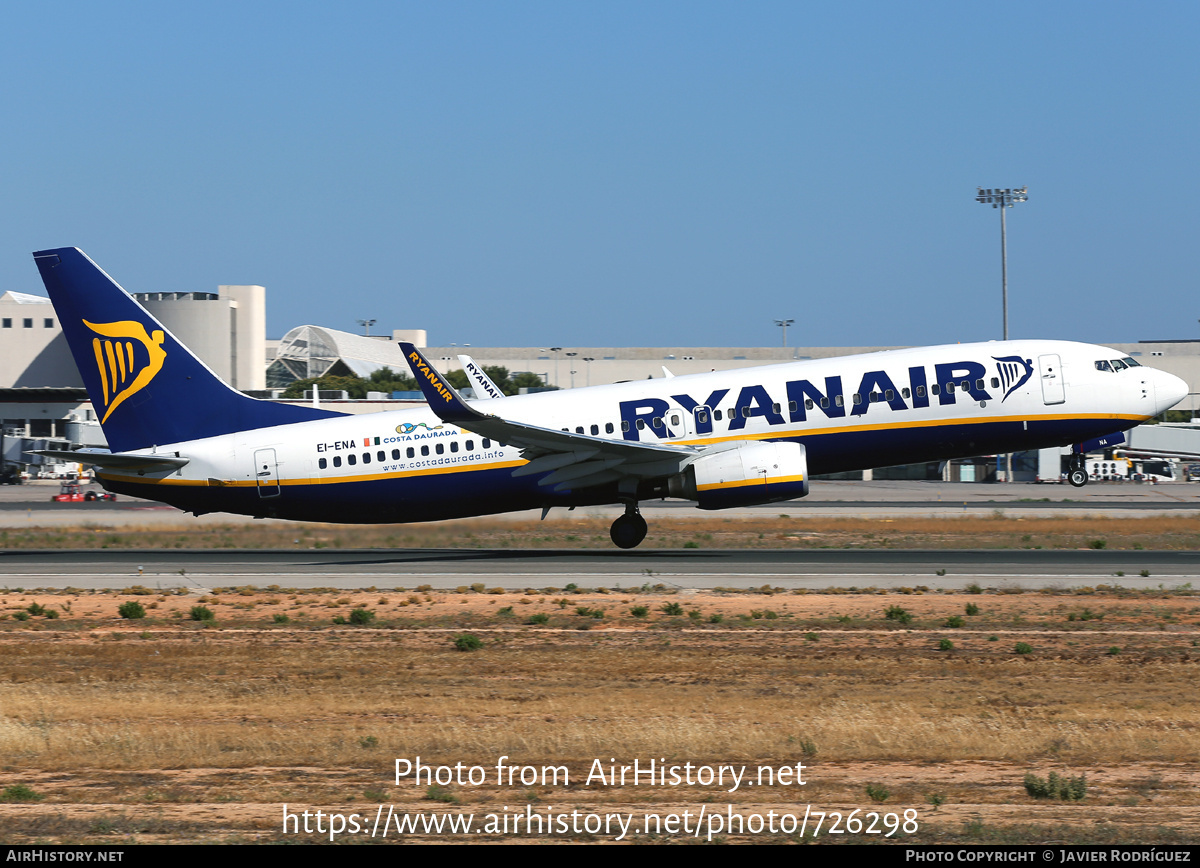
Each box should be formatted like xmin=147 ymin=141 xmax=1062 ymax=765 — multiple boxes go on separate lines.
xmin=31 ymin=449 xmax=190 ymax=472
xmin=400 ymin=342 xmax=696 ymax=492
xmin=457 ymin=354 xmax=507 ymax=400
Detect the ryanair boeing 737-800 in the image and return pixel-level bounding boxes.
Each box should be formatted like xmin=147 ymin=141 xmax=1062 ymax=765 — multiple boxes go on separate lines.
xmin=32 ymin=247 xmax=1188 ymax=548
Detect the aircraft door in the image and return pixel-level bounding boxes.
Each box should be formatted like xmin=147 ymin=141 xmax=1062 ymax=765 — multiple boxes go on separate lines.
xmin=1038 ymin=354 xmax=1065 ymax=405
xmin=254 ymin=448 xmax=281 ymax=498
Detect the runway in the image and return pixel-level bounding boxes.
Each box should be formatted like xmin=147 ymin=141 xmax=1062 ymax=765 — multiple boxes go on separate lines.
xmin=2 ymin=548 xmax=1198 ymax=591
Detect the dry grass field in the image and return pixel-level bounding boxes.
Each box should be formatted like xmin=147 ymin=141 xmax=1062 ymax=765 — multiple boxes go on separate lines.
xmin=2 ymin=512 xmax=1200 ymax=551
xmin=0 ymin=568 xmax=1197 ymax=844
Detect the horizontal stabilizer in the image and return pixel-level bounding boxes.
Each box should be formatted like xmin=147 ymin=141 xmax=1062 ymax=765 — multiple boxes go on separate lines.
xmin=31 ymin=449 xmax=189 ymax=472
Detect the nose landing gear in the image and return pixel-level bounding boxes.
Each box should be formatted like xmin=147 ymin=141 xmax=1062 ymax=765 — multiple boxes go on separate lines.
xmin=610 ymin=504 xmax=648 ymax=549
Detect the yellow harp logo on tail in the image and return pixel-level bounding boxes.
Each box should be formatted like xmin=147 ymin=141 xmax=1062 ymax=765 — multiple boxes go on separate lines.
xmin=83 ymin=320 xmax=167 ymax=423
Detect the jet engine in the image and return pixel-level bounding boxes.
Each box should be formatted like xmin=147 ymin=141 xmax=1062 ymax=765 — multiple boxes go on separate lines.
xmin=668 ymin=441 xmax=808 ymax=509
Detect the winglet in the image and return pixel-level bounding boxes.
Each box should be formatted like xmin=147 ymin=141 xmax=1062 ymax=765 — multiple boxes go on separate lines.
xmin=458 ymin=354 xmax=506 ymax=400
xmin=398 ymin=342 xmax=480 ymax=423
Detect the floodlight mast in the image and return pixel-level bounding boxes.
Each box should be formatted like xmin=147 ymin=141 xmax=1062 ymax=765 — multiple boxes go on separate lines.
xmin=975 ymin=187 xmax=1028 ymax=341
xmin=774 ymin=318 xmax=794 ymax=348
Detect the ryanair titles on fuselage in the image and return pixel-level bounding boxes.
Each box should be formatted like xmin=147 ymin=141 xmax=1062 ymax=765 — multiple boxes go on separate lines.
xmin=619 ymin=355 xmax=1035 ymax=442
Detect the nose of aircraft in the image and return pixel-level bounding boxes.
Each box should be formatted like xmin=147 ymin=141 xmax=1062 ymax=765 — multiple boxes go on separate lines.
xmin=1151 ymin=368 xmax=1189 ymax=415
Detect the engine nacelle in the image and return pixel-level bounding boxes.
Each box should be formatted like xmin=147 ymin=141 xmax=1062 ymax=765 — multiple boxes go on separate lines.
xmin=668 ymin=441 xmax=809 ymax=509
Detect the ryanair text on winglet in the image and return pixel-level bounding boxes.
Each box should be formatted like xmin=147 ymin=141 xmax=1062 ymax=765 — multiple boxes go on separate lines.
xmin=409 ymin=351 xmax=454 ymax=404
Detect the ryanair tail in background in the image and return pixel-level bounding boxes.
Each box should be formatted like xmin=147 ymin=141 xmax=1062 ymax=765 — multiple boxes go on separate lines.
xmin=33 ymin=248 xmax=343 ymax=453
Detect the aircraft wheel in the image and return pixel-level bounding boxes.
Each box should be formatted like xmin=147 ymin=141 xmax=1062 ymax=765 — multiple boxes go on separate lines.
xmin=1068 ymin=468 xmax=1089 ymax=488
xmin=610 ymin=513 xmax=648 ymax=549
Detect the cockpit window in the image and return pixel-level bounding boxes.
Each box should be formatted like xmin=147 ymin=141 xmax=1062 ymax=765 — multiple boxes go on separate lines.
xmin=1095 ymin=360 xmax=1113 ymax=372
xmin=1122 ymin=356 xmax=1141 ymax=367
xmin=1110 ymin=359 xmax=1128 ymax=371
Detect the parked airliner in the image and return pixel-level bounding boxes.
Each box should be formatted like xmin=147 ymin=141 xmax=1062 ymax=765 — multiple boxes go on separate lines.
xmin=32 ymin=247 xmax=1188 ymax=548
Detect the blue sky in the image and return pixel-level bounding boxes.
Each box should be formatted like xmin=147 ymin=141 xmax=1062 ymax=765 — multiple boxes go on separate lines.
xmin=2 ymin=2 xmax=1196 ymax=348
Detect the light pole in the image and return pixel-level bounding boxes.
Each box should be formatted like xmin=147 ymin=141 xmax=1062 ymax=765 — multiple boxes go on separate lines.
xmin=977 ymin=187 xmax=1028 ymax=484
xmin=582 ymin=357 xmax=595 ymax=387
xmin=356 ymin=318 xmax=377 ymax=337
xmin=774 ymin=318 xmax=794 ymax=348
xmin=975 ymin=187 xmax=1027 ymax=341
xmin=549 ymin=347 xmax=562 ymax=388
xmin=565 ymin=352 xmax=578 ymax=389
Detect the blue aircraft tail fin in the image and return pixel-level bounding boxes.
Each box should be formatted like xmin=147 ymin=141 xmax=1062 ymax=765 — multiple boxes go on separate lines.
xmin=33 ymin=247 xmax=344 ymax=452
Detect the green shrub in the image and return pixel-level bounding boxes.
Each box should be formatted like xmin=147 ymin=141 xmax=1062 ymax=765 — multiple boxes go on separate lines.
xmin=118 ymin=601 xmax=146 ymax=620
xmin=349 ymin=608 xmax=375 ymax=625
xmin=944 ymin=615 xmax=964 ymax=628
xmin=1015 ymin=642 xmax=1033 ymax=655
xmin=425 ymin=785 xmax=459 ymax=804
xmin=884 ymin=605 xmax=912 ymax=624
xmin=865 ymin=783 xmax=890 ymax=803
xmin=528 ymin=613 xmax=549 ymax=625
xmin=13 ymin=612 xmax=28 ymax=622
xmin=453 ymin=633 xmax=482 ymax=652
xmin=0 ymin=785 xmax=42 ymax=803
xmin=273 ymin=613 xmax=290 ymax=624
xmin=938 ymin=638 xmax=954 ymax=651
xmin=27 ymin=603 xmax=45 ymax=616
xmin=189 ymin=605 xmax=214 ymax=622
xmin=630 ymin=605 xmax=649 ymax=618
xmin=965 ymin=603 xmax=980 ymax=616
xmin=1024 ymin=771 xmax=1086 ymax=801
xmin=660 ymin=602 xmax=683 ymax=616
xmin=708 ymin=613 xmax=723 ymax=624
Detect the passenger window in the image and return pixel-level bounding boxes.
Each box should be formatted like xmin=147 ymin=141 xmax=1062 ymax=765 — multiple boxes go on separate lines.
xmin=621 ymin=421 xmax=630 ymax=432
xmin=450 ymin=441 xmax=459 ymax=453
xmin=333 ymin=456 xmax=342 ymax=467
xmin=391 ymin=449 xmax=400 ymax=460
xmin=421 ymin=445 xmax=429 ymax=456
xmin=901 ymin=388 xmax=910 ymax=399
xmin=820 ymin=397 xmax=829 ymax=409
xmin=483 ymin=439 xmax=491 ymax=448
xmin=714 ymin=410 xmax=723 ymax=420
xmin=916 ymin=386 xmax=926 ymax=398
xmin=576 ymin=426 xmax=584 ymax=434
xmin=853 ymin=393 xmax=863 ymax=405
xmin=362 ymin=452 xmax=370 ymax=464
xmin=961 ymin=380 xmax=970 ymax=390
xmin=347 ymin=454 xmax=357 ymax=466
xmin=930 ymin=384 xmax=940 ymax=396
xmin=436 ymin=443 xmax=444 ymax=454
xmin=318 ymin=457 xmax=327 ymax=469
xmin=670 ymin=414 xmax=680 ymax=426
xmin=466 ymin=440 xmax=474 ymax=451
xmin=885 ymin=389 xmax=894 ymax=400
xmin=834 ymin=395 xmax=844 ymax=407
xmin=605 ymin=423 xmax=614 ymax=433
xmin=771 ymin=403 xmax=780 ymax=414
xmin=990 ymin=377 xmax=1000 ymax=388
xmin=945 ymin=383 xmax=955 ymax=394
xmin=869 ymin=392 xmax=879 ymax=403
xmin=652 ymin=417 xmax=663 ymax=428
xmin=789 ymin=400 xmax=798 ymax=412
xmin=406 ymin=447 xmax=415 ymax=458
xmin=696 ymin=409 xmax=709 ymax=424
xmin=741 ymin=407 xmax=751 ymax=418
xmin=975 ymin=380 xmax=984 ymax=390
xmin=636 ymin=419 xmax=645 ymax=430
xmin=591 ymin=424 xmax=599 ymax=435
xmin=805 ymin=399 xmax=813 ymax=410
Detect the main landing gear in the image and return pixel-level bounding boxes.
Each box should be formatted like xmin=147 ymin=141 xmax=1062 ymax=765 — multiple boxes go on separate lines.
xmin=1067 ymin=453 xmax=1089 ymax=488
xmin=610 ymin=504 xmax=648 ymax=549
